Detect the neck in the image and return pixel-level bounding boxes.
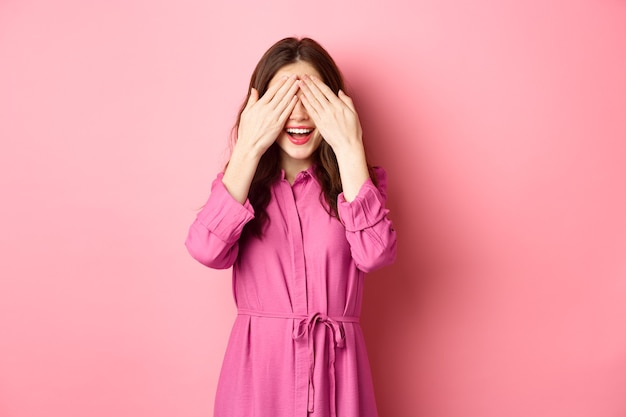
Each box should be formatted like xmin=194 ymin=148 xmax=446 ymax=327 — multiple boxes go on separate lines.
xmin=281 ymin=159 xmax=313 ymax=185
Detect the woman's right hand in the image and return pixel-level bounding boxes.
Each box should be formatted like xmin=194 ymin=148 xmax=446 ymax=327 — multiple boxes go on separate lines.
xmin=222 ymin=75 xmax=299 ymax=204
xmin=235 ymin=74 xmax=300 ymax=158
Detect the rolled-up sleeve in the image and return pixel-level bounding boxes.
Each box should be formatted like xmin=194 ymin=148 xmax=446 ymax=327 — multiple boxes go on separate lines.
xmin=338 ymin=167 xmax=397 ymax=272
xmin=185 ymin=173 xmax=255 ymax=269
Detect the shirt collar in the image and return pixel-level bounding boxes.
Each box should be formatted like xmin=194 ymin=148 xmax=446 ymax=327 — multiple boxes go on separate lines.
xmin=280 ymin=165 xmax=317 ymax=183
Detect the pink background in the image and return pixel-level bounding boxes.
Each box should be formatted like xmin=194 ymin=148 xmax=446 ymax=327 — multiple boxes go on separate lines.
xmin=1 ymin=1 xmax=626 ymax=416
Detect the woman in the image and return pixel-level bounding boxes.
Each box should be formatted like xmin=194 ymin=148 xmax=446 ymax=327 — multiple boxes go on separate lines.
xmin=185 ymin=37 xmax=396 ymax=417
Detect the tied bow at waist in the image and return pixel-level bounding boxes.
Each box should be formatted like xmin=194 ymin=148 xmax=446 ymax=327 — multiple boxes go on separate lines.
xmin=237 ymin=309 xmax=360 ymax=417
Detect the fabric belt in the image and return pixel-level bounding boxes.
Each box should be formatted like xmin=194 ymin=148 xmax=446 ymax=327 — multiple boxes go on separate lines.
xmin=237 ymin=309 xmax=360 ymax=417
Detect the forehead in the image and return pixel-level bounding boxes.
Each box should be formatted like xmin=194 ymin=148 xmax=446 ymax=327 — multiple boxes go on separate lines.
xmin=270 ymin=61 xmax=322 ymax=84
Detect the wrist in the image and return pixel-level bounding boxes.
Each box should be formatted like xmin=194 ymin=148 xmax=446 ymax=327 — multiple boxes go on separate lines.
xmin=329 ymin=133 xmax=364 ymax=155
xmin=334 ymin=142 xmax=367 ymax=165
xmin=231 ymin=141 xmax=263 ymax=165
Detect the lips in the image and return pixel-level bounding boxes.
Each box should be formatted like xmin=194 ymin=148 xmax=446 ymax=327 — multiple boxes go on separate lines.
xmin=285 ymin=126 xmax=314 ymax=145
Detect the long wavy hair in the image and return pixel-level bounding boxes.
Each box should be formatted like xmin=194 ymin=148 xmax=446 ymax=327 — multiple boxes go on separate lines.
xmin=231 ymin=37 xmax=377 ymax=238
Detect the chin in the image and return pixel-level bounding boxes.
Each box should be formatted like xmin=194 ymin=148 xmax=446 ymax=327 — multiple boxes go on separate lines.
xmin=277 ymin=136 xmax=322 ymax=162
xmin=281 ymin=148 xmax=316 ymax=161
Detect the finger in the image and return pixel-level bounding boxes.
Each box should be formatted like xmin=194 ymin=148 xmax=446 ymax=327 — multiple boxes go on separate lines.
xmin=300 ymin=75 xmax=330 ymax=109
xmin=307 ymin=75 xmax=343 ymax=107
xmin=299 ymin=93 xmax=321 ymax=122
xmin=258 ymin=75 xmax=290 ymax=104
xmin=338 ymin=90 xmax=356 ymax=112
xmin=272 ymin=76 xmax=299 ymax=112
xmin=244 ymin=88 xmax=259 ymax=110
xmin=299 ymin=77 xmax=325 ymax=113
xmin=278 ymin=95 xmax=299 ymax=122
xmin=268 ymin=74 xmax=298 ymax=109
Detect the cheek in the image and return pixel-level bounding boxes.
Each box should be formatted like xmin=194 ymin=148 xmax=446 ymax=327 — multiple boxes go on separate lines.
xmin=312 ymin=132 xmax=324 ymax=147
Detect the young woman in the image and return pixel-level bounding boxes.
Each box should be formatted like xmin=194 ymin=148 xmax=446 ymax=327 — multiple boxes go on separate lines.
xmin=185 ymin=37 xmax=397 ymax=417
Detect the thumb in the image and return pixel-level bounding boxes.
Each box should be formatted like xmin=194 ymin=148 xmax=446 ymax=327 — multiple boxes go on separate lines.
xmin=245 ymin=88 xmax=259 ymax=109
xmin=338 ymin=90 xmax=356 ymax=111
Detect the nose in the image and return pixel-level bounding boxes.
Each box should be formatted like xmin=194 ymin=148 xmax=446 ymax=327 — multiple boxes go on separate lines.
xmin=289 ymin=95 xmax=309 ymax=121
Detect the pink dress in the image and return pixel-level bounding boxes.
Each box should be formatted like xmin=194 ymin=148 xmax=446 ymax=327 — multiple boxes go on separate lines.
xmin=185 ymin=166 xmax=397 ymax=417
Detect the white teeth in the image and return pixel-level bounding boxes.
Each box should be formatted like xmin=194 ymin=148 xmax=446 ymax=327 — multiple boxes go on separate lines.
xmin=286 ymin=128 xmax=313 ymax=135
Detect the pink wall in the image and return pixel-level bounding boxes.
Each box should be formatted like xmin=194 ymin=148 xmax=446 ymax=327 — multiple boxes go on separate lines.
xmin=1 ymin=1 xmax=625 ymax=416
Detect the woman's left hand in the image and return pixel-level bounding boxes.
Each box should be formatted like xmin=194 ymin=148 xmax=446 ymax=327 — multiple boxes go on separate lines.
xmin=298 ymin=75 xmax=364 ymax=154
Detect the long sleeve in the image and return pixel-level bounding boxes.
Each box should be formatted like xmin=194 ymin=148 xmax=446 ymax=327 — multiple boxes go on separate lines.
xmin=185 ymin=173 xmax=255 ymax=269
xmin=337 ymin=166 xmax=397 ymax=273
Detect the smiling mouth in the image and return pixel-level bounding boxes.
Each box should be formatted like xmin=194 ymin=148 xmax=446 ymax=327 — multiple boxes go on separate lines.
xmin=286 ymin=127 xmax=314 ymax=138
xmin=285 ymin=127 xmax=314 ymax=144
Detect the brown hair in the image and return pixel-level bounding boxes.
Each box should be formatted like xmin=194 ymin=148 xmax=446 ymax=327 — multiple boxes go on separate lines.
xmin=231 ymin=37 xmax=376 ymax=237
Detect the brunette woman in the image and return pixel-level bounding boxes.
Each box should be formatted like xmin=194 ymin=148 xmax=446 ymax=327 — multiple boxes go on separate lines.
xmin=186 ymin=37 xmax=396 ymax=417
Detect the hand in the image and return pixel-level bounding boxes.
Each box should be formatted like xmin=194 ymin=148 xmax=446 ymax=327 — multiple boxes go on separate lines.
xmin=299 ymin=74 xmax=370 ymax=201
xmin=298 ymin=74 xmax=364 ymax=154
xmin=222 ymin=75 xmax=298 ymax=203
xmin=236 ymin=74 xmax=299 ymax=158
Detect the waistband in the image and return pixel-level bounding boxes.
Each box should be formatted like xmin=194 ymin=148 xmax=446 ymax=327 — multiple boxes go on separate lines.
xmin=237 ymin=309 xmax=359 ymax=417
xmin=237 ymin=308 xmax=360 ymax=323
